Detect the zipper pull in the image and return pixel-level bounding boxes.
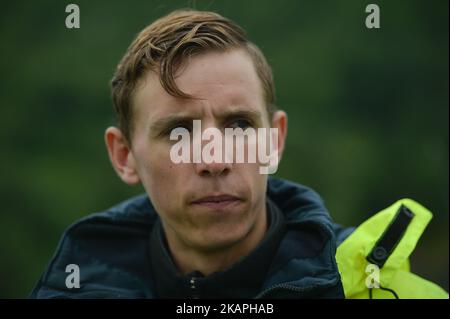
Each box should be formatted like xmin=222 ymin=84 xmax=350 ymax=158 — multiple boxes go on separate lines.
xmin=190 ymin=277 xmax=200 ymax=298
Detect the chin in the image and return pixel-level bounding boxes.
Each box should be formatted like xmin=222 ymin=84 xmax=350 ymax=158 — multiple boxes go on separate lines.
xmin=195 ymin=225 xmax=249 ymax=251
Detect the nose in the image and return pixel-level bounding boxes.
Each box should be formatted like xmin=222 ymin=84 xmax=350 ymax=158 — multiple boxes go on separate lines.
xmin=194 ymin=160 xmax=232 ymax=177
xmin=192 ymin=121 xmax=233 ymax=177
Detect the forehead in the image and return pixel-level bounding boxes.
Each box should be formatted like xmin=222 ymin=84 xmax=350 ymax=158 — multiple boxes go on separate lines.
xmin=132 ymin=49 xmax=266 ymax=124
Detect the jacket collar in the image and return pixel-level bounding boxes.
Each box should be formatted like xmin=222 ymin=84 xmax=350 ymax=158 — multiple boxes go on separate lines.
xmin=256 ymin=177 xmax=343 ymax=298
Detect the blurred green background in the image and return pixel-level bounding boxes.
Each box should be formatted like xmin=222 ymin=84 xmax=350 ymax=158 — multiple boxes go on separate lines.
xmin=0 ymin=0 xmax=448 ymax=298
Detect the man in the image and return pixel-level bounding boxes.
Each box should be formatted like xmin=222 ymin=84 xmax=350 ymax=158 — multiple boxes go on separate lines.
xmin=31 ymin=9 xmax=447 ymax=299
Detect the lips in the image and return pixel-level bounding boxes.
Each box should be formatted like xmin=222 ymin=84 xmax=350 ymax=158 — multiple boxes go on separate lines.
xmin=192 ymin=194 xmax=240 ymax=203
xmin=191 ymin=194 xmax=242 ymax=210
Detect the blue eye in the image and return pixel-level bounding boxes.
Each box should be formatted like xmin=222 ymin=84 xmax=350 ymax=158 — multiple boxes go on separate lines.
xmin=229 ymin=119 xmax=252 ymax=129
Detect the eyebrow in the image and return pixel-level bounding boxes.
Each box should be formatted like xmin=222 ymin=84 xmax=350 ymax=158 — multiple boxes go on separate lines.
xmin=149 ymin=108 xmax=263 ymax=135
xmin=220 ymin=109 xmax=263 ymax=122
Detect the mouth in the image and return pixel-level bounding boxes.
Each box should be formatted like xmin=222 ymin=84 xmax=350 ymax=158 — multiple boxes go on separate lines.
xmin=190 ymin=194 xmax=242 ymax=210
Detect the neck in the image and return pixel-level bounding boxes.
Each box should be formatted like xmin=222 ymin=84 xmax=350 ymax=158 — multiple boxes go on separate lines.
xmin=165 ymin=208 xmax=268 ymax=276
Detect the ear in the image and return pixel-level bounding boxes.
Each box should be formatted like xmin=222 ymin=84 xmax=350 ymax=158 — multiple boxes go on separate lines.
xmin=104 ymin=127 xmax=140 ymax=185
xmin=271 ymin=110 xmax=288 ymax=161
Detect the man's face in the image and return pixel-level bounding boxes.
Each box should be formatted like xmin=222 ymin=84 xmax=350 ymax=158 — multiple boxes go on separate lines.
xmin=129 ymin=49 xmax=282 ymax=253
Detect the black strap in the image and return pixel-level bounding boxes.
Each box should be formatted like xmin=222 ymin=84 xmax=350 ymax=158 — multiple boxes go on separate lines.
xmin=366 ymin=205 xmax=415 ymax=268
xmin=369 ymin=286 xmax=400 ymax=299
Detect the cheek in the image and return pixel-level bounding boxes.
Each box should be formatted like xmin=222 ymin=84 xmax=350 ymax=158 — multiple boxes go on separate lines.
xmin=135 ymin=139 xmax=172 ymax=178
xmin=136 ymin=144 xmax=187 ymax=215
xmin=237 ymin=162 xmax=266 ymax=181
xmin=146 ymin=162 xmax=171 ymax=196
xmin=234 ymin=163 xmax=267 ymax=201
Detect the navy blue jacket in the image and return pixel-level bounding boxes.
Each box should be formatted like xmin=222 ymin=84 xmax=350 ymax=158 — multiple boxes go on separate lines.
xmin=30 ymin=178 xmax=351 ymax=298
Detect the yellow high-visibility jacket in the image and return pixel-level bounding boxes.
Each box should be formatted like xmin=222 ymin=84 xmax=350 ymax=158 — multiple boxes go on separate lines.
xmin=336 ymin=198 xmax=448 ymax=299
